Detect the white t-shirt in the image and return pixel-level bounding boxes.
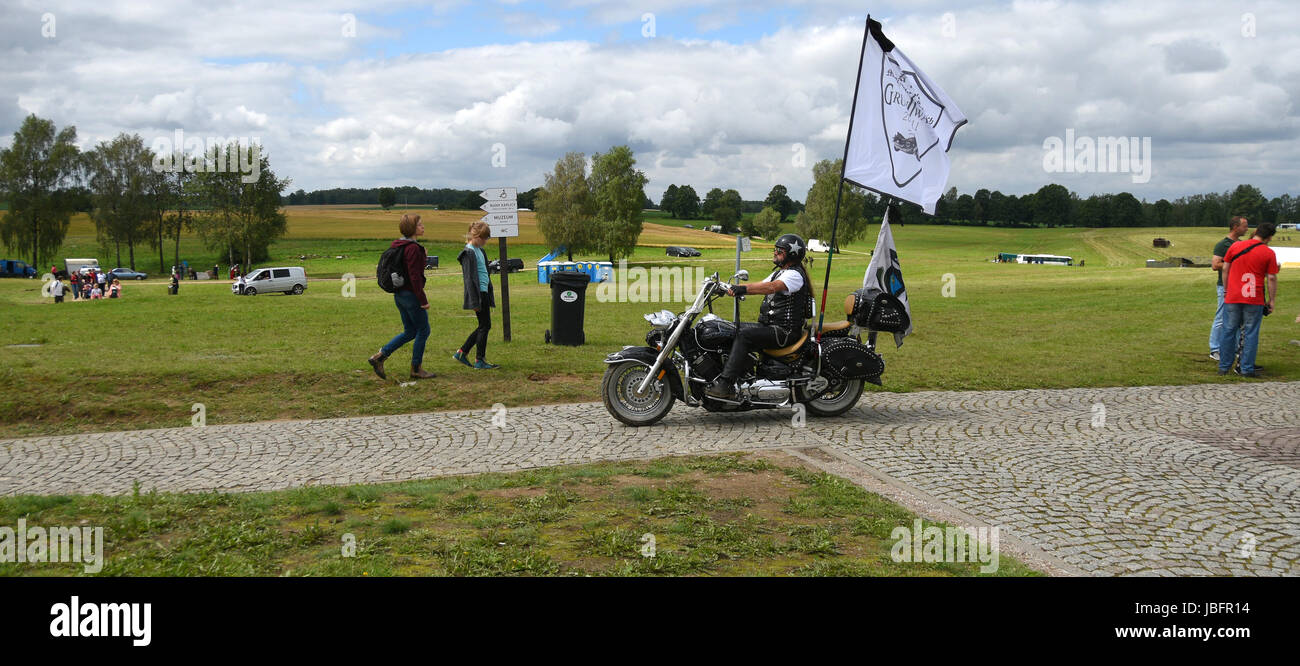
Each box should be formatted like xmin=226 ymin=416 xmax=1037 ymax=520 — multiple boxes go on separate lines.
xmin=764 ymin=268 xmax=804 ymax=295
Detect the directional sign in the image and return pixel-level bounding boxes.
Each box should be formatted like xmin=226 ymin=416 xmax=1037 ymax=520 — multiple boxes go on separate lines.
xmin=481 ymin=212 xmax=518 ymax=225
xmin=490 ymin=224 xmax=519 ymax=238
xmin=481 ymin=199 xmax=517 ymax=213
xmin=480 ymin=187 xmax=517 ymax=202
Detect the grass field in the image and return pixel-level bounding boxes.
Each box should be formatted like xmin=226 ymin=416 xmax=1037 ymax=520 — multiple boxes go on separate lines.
xmin=2 ymin=208 xmax=1298 ymax=438
xmin=0 ymin=451 xmax=1036 ymax=577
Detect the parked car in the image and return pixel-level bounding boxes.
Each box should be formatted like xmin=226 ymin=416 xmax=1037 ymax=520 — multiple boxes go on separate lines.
xmin=233 ymin=266 xmax=308 ymax=295
xmin=487 ymin=258 xmax=525 ymax=274
xmin=666 ymin=246 xmax=701 ymax=257
xmin=808 ymin=239 xmax=839 ymax=253
xmin=425 ymin=256 xmax=439 ymax=270
xmin=106 ymin=267 xmax=148 ymax=281
xmin=0 ymin=259 xmax=36 ymax=278
xmin=683 ymin=224 xmax=694 ymax=229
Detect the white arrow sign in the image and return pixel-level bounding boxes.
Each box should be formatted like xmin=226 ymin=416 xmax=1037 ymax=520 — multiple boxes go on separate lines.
xmin=481 ymin=212 xmax=518 ymax=226
xmin=480 ymin=187 xmax=517 ymax=201
xmin=490 ymin=224 xmax=519 ymax=238
xmin=481 ymin=199 xmax=517 ymax=213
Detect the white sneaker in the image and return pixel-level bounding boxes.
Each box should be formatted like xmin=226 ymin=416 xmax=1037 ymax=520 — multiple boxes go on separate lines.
xmin=1209 ymin=350 xmax=1220 ymax=362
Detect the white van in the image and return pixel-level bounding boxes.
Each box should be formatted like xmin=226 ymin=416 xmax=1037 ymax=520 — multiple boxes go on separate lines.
xmin=234 ymin=266 xmax=307 ymax=295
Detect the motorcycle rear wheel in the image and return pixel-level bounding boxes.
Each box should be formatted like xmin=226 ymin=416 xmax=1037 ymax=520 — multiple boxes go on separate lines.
xmin=602 ymin=361 xmax=674 ymax=426
xmin=802 ymin=378 xmax=864 ymax=417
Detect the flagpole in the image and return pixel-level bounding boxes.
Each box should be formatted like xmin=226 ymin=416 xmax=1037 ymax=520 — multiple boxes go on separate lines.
xmin=817 ymin=15 xmax=872 ymax=342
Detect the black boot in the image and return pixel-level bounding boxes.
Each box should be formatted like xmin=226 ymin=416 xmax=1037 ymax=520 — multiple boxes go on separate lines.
xmin=705 ymin=375 xmax=736 ymax=398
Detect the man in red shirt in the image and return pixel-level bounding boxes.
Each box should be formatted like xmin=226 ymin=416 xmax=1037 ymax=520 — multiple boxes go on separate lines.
xmin=1218 ymin=222 xmax=1280 ymax=377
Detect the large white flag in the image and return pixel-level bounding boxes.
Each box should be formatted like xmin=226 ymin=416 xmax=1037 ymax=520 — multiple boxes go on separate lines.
xmin=843 ymin=19 xmax=965 ymax=215
xmin=863 ymin=209 xmax=912 ymax=347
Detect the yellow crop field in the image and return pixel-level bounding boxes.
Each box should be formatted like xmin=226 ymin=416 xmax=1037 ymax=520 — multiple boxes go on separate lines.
xmin=60 ymin=206 xmax=735 ymax=248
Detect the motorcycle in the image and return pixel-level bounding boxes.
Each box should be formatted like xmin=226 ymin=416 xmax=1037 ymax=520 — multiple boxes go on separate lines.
xmin=601 ymin=270 xmax=890 ymax=426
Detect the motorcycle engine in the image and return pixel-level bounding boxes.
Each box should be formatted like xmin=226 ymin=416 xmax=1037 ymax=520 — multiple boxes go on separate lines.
xmin=743 ymin=379 xmax=791 ymax=403
xmin=690 ymin=351 xmax=723 ymax=381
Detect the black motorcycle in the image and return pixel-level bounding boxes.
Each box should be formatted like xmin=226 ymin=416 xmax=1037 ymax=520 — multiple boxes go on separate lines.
xmin=601 ymin=270 xmax=899 ymax=426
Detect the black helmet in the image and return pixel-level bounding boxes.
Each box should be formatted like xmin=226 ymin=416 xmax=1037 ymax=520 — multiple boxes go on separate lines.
xmin=774 ymin=233 xmax=806 ymax=266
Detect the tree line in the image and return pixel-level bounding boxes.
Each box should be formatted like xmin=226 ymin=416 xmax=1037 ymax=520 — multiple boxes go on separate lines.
xmin=0 ymin=114 xmax=291 ymax=273
xmin=914 ymin=183 xmax=1294 ymax=228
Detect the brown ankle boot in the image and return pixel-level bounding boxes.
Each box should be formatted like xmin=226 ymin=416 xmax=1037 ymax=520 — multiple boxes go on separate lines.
xmin=368 ymin=352 xmax=388 ymax=379
xmin=410 ymin=365 xmax=436 ymax=379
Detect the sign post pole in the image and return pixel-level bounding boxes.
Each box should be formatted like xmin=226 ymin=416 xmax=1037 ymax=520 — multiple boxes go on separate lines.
xmin=480 ymin=188 xmax=520 ymax=343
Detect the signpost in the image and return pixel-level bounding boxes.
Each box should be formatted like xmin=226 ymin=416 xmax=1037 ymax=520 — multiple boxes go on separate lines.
xmin=733 ymin=235 xmax=751 ymax=323
xmin=480 ymin=188 xmax=519 ymax=342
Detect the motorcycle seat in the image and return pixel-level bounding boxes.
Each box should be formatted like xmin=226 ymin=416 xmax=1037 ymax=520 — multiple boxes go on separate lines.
xmin=763 ymin=330 xmax=808 ymax=361
xmin=816 ymin=320 xmax=851 ymax=334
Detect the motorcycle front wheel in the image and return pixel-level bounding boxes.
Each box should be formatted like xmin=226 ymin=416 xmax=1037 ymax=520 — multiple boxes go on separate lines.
xmin=602 ymin=361 xmax=674 ymax=427
xmin=802 ymin=377 xmax=864 ymax=417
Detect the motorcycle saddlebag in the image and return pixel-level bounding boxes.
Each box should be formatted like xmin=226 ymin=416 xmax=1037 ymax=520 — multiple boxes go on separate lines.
xmin=819 ymin=336 xmax=884 ymax=383
xmin=693 ymin=318 xmax=737 ymax=351
xmin=847 ymin=288 xmax=910 ymax=333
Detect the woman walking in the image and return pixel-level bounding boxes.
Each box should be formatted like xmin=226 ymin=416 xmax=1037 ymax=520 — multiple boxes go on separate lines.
xmin=452 ymin=221 xmax=499 ymax=369
xmin=369 ymin=214 xmax=435 ymax=380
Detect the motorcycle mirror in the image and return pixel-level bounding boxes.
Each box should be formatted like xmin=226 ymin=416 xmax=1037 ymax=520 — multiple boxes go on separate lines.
xmin=732 ymin=270 xmax=749 ymax=282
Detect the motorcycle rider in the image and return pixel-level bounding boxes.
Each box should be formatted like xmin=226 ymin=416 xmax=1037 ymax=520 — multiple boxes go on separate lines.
xmin=705 ymin=233 xmax=813 ymax=399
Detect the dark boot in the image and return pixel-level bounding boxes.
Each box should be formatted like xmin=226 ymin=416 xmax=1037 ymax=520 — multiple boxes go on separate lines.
xmin=410 ymin=365 xmax=436 ymax=379
xmin=705 ymin=376 xmax=736 ymax=398
xmin=368 ymin=351 xmax=389 ymax=379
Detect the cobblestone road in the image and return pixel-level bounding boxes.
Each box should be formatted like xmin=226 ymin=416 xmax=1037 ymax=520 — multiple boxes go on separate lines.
xmin=2 ymin=382 xmax=1297 ymax=576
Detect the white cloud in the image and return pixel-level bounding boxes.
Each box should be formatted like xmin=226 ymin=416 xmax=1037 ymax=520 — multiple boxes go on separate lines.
xmin=1 ymin=0 xmax=1298 ymax=205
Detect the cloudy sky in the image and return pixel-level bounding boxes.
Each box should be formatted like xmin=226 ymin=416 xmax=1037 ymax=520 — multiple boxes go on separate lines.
xmin=3 ymin=0 xmax=1297 ymax=204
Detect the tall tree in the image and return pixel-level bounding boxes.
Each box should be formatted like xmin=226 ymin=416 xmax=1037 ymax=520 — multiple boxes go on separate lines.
xmin=86 ymin=133 xmax=153 ymax=270
xmin=763 ymin=184 xmax=795 ymax=221
xmin=660 ymin=184 xmax=680 ymax=218
xmin=0 ymin=114 xmax=81 ymax=270
xmin=589 ymin=145 xmax=649 ymax=262
xmin=1228 ymin=184 xmax=1267 ymax=222
xmin=377 ymin=187 xmax=396 ymax=210
xmin=191 ymin=143 xmax=290 ymax=269
xmin=672 ymin=185 xmax=700 ymax=219
xmin=794 ymin=159 xmax=870 ymax=244
xmin=536 ymin=152 xmax=595 ymax=261
xmin=1032 ymin=183 xmax=1071 ymax=227
xmin=701 ymin=187 xmax=725 ymax=218
xmin=749 ymin=206 xmax=783 ymax=240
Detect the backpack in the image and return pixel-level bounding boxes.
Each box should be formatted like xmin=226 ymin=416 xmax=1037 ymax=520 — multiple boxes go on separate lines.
xmin=377 ymin=242 xmax=412 ymax=293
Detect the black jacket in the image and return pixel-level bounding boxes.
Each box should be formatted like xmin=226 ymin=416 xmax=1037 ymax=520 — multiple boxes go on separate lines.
xmin=457 ymin=245 xmax=496 ymax=310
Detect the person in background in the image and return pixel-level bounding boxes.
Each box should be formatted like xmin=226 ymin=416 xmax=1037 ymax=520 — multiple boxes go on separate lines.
xmin=51 ymin=276 xmax=65 ymax=303
xmin=90 ymin=284 xmax=102 ymax=299
xmin=82 ymin=277 xmax=92 ymax=300
xmin=96 ymin=270 xmax=106 ymax=293
xmin=1210 ymin=216 xmax=1249 ymax=362
xmin=453 ymin=221 xmax=499 ymax=370
xmin=70 ymin=272 xmax=80 ymax=300
xmin=170 ymin=271 xmax=179 ymax=295
xmin=1219 ymin=222 xmax=1280 ymax=378
xmin=109 ymin=278 xmax=121 ymax=299
xmin=369 ymin=213 xmax=435 ymax=380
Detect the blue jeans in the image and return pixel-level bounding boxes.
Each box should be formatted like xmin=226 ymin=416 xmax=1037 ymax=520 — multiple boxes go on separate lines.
xmin=1209 ymin=285 xmax=1226 ymax=352
xmin=1218 ymin=303 xmax=1263 ymax=373
xmin=381 ymin=290 xmax=429 ymax=368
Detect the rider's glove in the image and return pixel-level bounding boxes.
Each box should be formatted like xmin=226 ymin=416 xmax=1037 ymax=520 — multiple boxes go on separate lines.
xmin=731 ymin=285 xmax=747 ymax=297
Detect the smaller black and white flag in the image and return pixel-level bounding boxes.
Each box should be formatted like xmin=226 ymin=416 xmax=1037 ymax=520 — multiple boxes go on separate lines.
xmin=863 ymin=208 xmax=912 ymax=347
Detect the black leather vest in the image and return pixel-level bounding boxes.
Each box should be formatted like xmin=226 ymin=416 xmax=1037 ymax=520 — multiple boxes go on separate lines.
xmin=757 ymin=267 xmax=810 ymax=332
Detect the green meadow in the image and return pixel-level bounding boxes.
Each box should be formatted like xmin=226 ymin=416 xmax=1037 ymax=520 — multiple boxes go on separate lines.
xmin=2 ymin=209 xmax=1297 ymax=438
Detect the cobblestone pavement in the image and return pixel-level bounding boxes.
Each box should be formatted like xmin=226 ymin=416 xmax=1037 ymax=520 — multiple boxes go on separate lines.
xmin=2 ymin=382 xmax=1297 ymax=576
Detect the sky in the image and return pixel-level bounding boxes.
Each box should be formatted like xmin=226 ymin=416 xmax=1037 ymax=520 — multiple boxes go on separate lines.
xmin=2 ymin=0 xmax=1298 ymax=204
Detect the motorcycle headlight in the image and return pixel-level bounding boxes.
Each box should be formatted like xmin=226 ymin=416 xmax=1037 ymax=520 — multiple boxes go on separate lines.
xmin=643 ymin=309 xmax=677 ymax=330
